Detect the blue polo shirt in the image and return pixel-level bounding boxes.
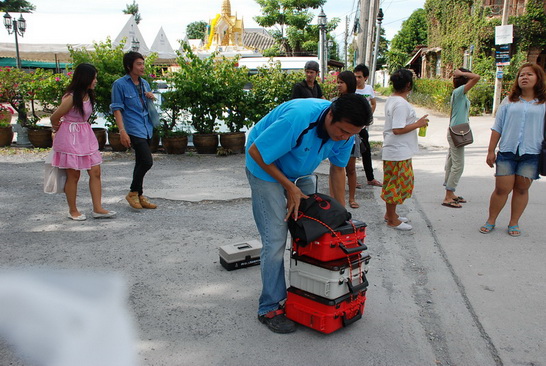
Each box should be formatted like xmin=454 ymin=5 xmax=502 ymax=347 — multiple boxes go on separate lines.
xmin=110 ymin=75 xmax=153 ymax=139
xmin=246 ymin=98 xmax=354 ymax=182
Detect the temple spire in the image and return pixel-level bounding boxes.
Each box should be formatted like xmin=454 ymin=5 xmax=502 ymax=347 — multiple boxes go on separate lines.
xmin=222 ymin=0 xmax=231 ymax=16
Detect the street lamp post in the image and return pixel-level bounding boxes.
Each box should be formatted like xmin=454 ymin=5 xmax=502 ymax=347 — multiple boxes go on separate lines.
xmin=318 ymin=8 xmax=327 ymax=82
xmin=3 ymin=12 xmax=26 ymax=69
xmin=370 ymin=8 xmax=383 ymax=86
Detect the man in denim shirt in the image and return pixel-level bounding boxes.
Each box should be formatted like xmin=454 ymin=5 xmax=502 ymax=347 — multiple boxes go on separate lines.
xmin=110 ymin=51 xmax=157 ymax=210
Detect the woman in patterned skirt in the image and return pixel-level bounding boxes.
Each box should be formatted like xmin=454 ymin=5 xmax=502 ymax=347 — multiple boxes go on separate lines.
xmin=381 ymin=69 xmax=429 ymax=230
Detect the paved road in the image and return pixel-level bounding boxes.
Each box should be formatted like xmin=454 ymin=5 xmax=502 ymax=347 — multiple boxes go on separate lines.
xmin=0 ymin=96 xmax=544 ymax=366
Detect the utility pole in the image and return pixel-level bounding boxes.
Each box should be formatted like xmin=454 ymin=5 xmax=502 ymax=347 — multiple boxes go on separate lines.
xmin=370 ymin=8 xmax=383 ymax=86
xmin=492 ymin=0 xmax=511 ymax=115
xmin=365 ymin=0 xmax=378 ymax=67
xmin=344 ymin=15 xmax=349 ymax=68
xmin=358 ymin=0 xmax=370 ymax=64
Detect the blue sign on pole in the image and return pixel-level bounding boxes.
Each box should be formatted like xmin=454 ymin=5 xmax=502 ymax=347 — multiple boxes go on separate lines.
xmin=495 ymin=44 xmax=511 ymax=66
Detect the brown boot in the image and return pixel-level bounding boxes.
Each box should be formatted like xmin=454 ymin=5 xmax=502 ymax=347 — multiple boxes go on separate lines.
xmin=126 ymin=191 xmax=143 ymax=209
xmin=139 ymin=195 xmax=157 ymax=209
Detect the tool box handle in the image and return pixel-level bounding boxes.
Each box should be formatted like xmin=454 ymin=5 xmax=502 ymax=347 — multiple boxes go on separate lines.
xmin=342 ymin=310 xmax=363 ymax=326
xmin=294 ymin=174 xmax=318 ymax=193
xmin=339 ymin=239 xmax=367 ymax=255
xmin=347 ymin=273 xmax=369 ymax=294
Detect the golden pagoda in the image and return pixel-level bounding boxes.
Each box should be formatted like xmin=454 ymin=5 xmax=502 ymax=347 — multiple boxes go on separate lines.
xmin=205 ymin=0 xmax=245 ymax=50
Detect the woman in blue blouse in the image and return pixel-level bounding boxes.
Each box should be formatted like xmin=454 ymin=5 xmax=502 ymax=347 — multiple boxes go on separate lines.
xmin=480 ymin=63 xmax=546 ymax=236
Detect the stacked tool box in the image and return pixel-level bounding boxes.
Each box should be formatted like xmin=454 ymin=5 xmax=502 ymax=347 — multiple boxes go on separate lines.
xmin=285 ymin=219 xmax=370 ymax=334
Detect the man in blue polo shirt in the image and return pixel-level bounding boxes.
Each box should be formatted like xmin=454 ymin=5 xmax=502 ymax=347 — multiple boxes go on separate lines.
xmin=246 ymin=94 xmax=372 ymax=333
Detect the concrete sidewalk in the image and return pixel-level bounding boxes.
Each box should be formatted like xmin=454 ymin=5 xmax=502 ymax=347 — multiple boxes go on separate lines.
xmin=0 ymin=96 xmax=544 ymax=366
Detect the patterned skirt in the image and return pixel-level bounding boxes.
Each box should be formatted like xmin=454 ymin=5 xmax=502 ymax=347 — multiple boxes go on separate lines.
xmin=381 ymin=159 xmax=414 ymax=205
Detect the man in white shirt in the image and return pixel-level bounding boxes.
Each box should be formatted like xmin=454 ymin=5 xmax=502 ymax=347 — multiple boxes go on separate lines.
xmin=354 ymin=64 xmax=382 ymax=187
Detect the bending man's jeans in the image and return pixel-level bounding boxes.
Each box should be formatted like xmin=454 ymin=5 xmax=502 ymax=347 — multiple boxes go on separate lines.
xmin=246 ymin=169 xmax=315 ymax=316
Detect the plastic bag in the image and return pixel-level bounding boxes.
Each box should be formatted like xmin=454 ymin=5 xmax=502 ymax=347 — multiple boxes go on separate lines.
xmin=44 ymin=151 xmax=66 ymax=194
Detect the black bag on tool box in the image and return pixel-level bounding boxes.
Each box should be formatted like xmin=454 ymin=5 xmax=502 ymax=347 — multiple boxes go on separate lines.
xmin=287 ymin=193 xmax=351 ymax=246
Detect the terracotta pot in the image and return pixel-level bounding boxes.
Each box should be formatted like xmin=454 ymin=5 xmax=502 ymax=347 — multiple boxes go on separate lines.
xmin=193 ymin=133 xmax=218 ymax=154
xmin=150 ymin=131 xmax=160 ymax=153
xmin=162 ymin=135 xmax=188 ymax=154
xmin=107 ymin=131 xmax=129 ymax=152
xmin=92 ymin=127 xmax=107 ymax=151
xmin=0 ymin=125 xmax=13 ymax=147
xmin=28 ymin=127 xmax=53 ymax=148
xmin=220 ymin=132 xmax=246 ymax=154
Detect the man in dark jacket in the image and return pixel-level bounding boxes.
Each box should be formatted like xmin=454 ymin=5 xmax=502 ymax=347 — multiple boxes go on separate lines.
xmin=290 ymin=60 xmax=324 ymax=99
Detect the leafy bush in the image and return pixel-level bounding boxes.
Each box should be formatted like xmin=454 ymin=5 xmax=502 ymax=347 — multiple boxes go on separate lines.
xmin=410 ymin=78 xmax=452 ymax=114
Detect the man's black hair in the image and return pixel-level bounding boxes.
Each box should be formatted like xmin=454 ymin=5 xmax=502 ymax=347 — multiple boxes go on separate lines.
xmin=123 ymin=51 xmax=145 ymax=74
xmin=390 ymin=69 xmax=414 ymax=92
xmin=330 ymin=93 xmax=372 ymax=127
xmin=353 ymin=64 xmax=370 ymax=78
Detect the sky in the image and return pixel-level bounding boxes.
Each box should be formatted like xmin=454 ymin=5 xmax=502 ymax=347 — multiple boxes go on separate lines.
xmin=0 ymin=0 xmax=425 ymax=48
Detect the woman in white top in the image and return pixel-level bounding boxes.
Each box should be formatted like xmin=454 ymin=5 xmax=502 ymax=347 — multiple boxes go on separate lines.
xmin=382 ymin=69 xmax=429 ymax=231
xmin=480 ymin=63 xmax=546 ymax=237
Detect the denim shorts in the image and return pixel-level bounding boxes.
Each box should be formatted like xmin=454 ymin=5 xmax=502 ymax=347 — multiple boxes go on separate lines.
xmin=495 ymin=151 xmax=539 ymax=180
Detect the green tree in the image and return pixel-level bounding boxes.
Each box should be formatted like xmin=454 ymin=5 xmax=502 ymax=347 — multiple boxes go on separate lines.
xmin=186 ymin=21 xmax=208 ymax=40
xmin=123 ymin=0 xmax=141 ymax=24
xmin=387 ymin=8 xmax=427 ymax=71
xmin=0 ymin=0 xmax=35 ymax=12
xmin=254 ymin=0 xmax=326 ymax=55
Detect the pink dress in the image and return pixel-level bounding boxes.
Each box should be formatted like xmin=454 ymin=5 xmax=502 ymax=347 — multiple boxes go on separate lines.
xmin=51 ymin=99 xmax=102 ymax=170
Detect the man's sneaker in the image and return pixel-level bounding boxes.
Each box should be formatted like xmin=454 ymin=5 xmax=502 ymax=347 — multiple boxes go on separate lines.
xmin=258 ymin=309 xmax=296 ymax=334
xmin=126 ymin=192 xmax=142 ymax=209
xmin=139 ymin=195 xmax=157 ymax=209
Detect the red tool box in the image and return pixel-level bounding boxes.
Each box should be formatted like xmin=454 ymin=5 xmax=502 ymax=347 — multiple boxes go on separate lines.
xmin=292 ymin=220 xmax=367 ymax=262
xmin=285 ymin=286 xmax=367 ymax=334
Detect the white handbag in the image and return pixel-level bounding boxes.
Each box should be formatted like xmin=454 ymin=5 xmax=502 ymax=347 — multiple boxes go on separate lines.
xmin=44 ymin=150 xmax=66 ymax=194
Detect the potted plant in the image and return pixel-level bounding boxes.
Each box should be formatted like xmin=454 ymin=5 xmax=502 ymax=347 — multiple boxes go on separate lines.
xmin=219 ymin=58 xmax=252 ymax=154
xmin=158 ymin=90 xmax=190 ymax=154
xmin=0 ymin=104 xmax=14 ymax=147
xmin=171 ymin=45 xmax=221 ymax=154
xmin=0 ymin=66 xmax=33 ymax=145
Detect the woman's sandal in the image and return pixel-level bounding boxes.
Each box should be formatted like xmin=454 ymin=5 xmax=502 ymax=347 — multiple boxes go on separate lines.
xmin=479 ymin=223 xmax=495 ymax=234
xmin=349 ymin=201 xmax=360 ymax=209
xmin=454 ymin=196 xmax=467 ymax=203
xmin=507 ymin=225 xmax=521 ymax=237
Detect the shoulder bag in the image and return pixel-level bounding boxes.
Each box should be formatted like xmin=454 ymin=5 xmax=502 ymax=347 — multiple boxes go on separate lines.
xmin=449 ymin=123 xmax=474 ymax=148
xmin=147 ymin=97 xmax=160 ymax=128
xmin=538 ymin=108 xmax=546 ymax=176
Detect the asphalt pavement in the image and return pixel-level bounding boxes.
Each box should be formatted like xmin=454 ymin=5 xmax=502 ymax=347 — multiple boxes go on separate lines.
xmin=0 ymin=96 xmax=545 ymax=366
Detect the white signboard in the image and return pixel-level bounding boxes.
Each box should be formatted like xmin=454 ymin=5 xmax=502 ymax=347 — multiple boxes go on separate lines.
xmin=495 ymin=25 xmax=513 ymax=45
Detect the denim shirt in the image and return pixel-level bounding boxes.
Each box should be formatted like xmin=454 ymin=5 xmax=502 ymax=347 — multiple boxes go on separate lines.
xmin=110 ymin=75 xmax=153 ymax=139
xmin=492 ymin=97 xmax=546 ymax=155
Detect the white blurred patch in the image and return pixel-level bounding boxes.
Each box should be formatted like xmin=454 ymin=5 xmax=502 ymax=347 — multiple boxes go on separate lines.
xmin=0 ymin=269 xmax=137 ymax=366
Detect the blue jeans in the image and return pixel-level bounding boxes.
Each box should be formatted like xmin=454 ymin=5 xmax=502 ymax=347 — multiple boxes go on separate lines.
xmin=246 ymin=169 xmax=315 ymax=316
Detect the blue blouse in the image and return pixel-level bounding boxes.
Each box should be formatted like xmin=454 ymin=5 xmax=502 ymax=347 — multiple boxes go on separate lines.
xmin=492 ymin=97 xmax=545 ymax=155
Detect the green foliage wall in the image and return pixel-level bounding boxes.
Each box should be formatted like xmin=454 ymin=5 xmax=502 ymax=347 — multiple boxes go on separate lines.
xmin=425 ymin=0 xmax=495 ymax=73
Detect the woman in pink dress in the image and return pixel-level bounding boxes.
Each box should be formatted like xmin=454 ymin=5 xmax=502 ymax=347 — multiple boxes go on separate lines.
xmin=50 ymin=63 xmax=116 ymax=221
